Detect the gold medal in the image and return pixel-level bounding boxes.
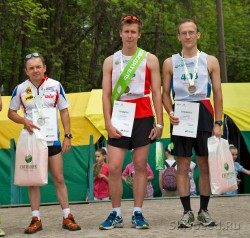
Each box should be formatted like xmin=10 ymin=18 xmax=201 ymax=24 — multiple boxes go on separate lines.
xmin=188 ymin=85 xmax=196 ymax=93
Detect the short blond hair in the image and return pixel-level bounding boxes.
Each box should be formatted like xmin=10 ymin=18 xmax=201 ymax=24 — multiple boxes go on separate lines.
xmin=120 ymin=15 xmax=143 ymax=32
xmin=178 ymin=18 xmax=199 ymax=33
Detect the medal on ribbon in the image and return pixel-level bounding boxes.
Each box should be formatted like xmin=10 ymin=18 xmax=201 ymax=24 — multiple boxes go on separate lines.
xmin=181 ymin=50 xmax=200 ymax=94
xmin=32 ymin=80 xmax=47 ymax=126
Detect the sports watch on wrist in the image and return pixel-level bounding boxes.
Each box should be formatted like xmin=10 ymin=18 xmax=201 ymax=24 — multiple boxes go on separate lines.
xmin=214 ymin=120 xmax=223 ymax=126
xmin=65 ymin=133 xmax=73 ymax=139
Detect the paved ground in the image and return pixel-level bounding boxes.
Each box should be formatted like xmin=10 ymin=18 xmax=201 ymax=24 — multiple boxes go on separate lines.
xmin=0 ymin=195 xmax=249 ymax=238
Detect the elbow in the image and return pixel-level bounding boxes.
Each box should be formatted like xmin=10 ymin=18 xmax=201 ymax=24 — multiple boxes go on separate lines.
xmin=7 ymin=110 xmax=11 ymax=120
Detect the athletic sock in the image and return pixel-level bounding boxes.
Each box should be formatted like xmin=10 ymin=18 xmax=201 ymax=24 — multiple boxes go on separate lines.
xmin=180 ymin=196 xmax=192 ymax=213
xmin=112 ymin=207 xmax=121 ymax=217
xmin=32 ymin=210 xmax=40 ymax=220
xmin=133 ymin=207 xmax=142 ymax=215
xmin=63 ymin=208 xmax=71 ymax=219
xmin=199 ymin=195 xmax=210 ymax=213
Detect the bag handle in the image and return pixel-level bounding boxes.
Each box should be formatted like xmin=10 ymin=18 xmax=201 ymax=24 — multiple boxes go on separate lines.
xmin=33 ymin=128 xmax=46 ymax=141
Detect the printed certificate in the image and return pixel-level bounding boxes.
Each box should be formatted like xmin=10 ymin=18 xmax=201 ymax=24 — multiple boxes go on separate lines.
xmin=172 ymin=101 xmax=200 ymax=138
xmin=32 ymin=108 xmax=58 ymax=141
xmin=111 ymin=101 xmax=136 ymax=137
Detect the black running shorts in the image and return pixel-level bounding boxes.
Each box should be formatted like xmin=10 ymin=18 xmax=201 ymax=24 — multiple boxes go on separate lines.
xmin=108 ymin=116 xmax=155 ymax=150
xmin=48 ymin=145 xmax=62 ymax=157
xmin=171 ymin=131 xmax=212 ymax=157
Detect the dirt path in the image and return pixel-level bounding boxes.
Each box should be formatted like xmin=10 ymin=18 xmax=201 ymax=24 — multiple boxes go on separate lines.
xmin=0 ymin=195 xmax=249 ymax=238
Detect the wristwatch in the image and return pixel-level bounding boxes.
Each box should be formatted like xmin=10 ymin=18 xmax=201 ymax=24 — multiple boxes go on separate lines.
xmin=65 ymin=133 xmax=73 ymax=139
xmin=215 ymin=120 xmax=223 ymax=126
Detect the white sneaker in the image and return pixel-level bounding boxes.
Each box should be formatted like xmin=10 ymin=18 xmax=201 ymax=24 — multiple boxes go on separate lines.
xmin=0 ymin=228 xmax=5 ymax=237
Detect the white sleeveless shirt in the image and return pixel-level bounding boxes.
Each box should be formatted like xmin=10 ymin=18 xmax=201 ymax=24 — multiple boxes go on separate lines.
xmin=112 ymin=50 xmax=148 ymax=100
xmin=172 ymin=51 xmax=211 ymax=101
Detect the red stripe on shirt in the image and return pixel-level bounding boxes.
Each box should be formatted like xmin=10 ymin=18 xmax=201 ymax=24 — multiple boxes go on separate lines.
xmin=201 ymin=99 xmax=214 ymax=117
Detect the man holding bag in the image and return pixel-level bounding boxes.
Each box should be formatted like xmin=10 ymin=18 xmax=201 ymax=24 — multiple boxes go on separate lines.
xmin=8 ymin=53 xmax=81 ymax=234
xmin=162 ymin=19 xmax=223 ymax=228
xmin=100 ymin=15 xmax=163 ymax=230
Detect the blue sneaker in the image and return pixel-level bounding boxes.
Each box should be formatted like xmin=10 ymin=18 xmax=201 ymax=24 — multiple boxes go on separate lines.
xmin=99 ymin=211 xmax=123 ymax=230
xmin=131 ymin=211 xmax=150 ymax=229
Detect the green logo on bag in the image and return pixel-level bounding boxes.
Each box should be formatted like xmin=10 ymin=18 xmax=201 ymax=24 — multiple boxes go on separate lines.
xmin=25 ymin=154 xmax=32 ymax=163
xmin=224 ymin=162 xmax=229 ymax=171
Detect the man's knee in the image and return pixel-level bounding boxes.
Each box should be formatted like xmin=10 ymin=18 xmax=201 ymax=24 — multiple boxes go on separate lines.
xmin=108 ymin=164 xmax=121 ymax=176
xmin=197 ymin=159 xmax=209 ymax=173
xmin=53 ymin=174 xmax=65 ymax=185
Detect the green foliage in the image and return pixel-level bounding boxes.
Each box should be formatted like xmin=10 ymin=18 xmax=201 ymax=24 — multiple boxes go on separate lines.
xmin=1 ymin=0 xmax=250 ymax=95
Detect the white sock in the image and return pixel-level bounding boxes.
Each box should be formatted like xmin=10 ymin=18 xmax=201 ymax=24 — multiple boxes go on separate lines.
xmin=133 ymin=207 xmax=142 ymax=215
xmin=63 ymin=208 xmax=71 ymax=219
xmin=32 ymin=210 xmax=40 ymax=220
xmin=112 ymin=207 xmax=121 ymax=217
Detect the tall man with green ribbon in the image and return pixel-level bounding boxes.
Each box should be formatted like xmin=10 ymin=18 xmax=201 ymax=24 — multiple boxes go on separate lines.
xmin=100 ymin=15 xmax=163 ymax=230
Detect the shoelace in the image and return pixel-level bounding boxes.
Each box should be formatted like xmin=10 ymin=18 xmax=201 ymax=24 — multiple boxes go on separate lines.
xmin=29 ymin=219 xmax=38 ymax=226
xmin=182 ymin=213 xmax=191 ymax=222
xmin=135 ymin=213 xmax=144 ymax=222
xmin=68 ymin=216 xmax=76 ymax=223
xmin=105 ymin=213 xmax=116 ymax=222
xmin=202 ymin=211 xmax=211 ymax=220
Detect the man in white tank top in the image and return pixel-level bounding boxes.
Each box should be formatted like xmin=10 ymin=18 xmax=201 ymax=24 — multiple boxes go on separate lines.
xmin=162 ymin=19 xmax=223 ymax=228
xmin=100 ymin=15 xmax=163 ymax=230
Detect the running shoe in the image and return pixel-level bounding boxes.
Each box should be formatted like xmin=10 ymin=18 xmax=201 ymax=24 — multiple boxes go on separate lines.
xmin=24 ymin=216 xmax=43 ymax=234
xmin=178 ymin=211 xmax=194 ymax=228
xmin=99 ymin=211 xmax=123 ymax=230
xmin=62 ymin=213 xmax=81 ymax=231
xmin=131 ymin=211 xmax=150 ymax=229
xmin=0 ymin=228 xmax=5 ymax=237
xmin=197 ymin=209 xmax=216 ymax=226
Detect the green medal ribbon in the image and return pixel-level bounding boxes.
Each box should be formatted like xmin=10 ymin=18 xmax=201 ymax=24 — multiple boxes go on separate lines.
xmin=111 ymin=48 xmax=147 ymax=106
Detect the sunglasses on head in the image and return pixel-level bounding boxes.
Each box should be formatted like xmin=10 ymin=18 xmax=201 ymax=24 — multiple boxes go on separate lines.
xmin=121 ymin=15 xmax=141 ymax=23
xmin=25 ymin=52 xmax=40 ymax=59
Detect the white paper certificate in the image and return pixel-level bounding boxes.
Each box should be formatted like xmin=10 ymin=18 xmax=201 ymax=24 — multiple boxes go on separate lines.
xmin=32 ymin=108 xmax=58 ymax=141
xmin=172 ymin=101 xmax=200 ymax=138
xmin=111 ymin=101 xmax=136 ymax=137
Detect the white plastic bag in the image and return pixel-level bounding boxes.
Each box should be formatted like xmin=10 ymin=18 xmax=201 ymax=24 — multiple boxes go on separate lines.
xmin=207 ymin=136 xmax=237 ymax=194
xmin=14 ymin=129 xmax=48 ymax=186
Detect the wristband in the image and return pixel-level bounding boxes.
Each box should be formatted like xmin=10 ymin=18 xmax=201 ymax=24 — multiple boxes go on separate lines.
xmin=169 ymin=111 xmax=174 ymax=116
xmin=156 ymin=124 xmax=164 ymax=129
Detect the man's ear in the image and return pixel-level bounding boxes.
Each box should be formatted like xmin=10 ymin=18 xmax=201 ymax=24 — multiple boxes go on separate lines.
xmin=177 ymin=34 xmax=181 ymax=42
xmin=197 ymin=32 xmax=201 ymax=40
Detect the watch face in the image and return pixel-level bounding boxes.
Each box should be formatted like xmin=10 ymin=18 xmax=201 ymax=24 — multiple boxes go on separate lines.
xmin=215 ymin=121 xmax=222 ymax=126
xmin=65 ymin=134 xmax=72 ymax=139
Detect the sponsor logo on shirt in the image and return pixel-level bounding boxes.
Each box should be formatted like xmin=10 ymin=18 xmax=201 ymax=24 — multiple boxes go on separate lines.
xmin=24 ymin=95 xmax=34 ymax=101
xmin=26 ymin=86 xmax=32 ymax=94
xmin=46 ymin=87 xmax=55 ymax=92
xmin=45 ymin=95 xmax=54 ymax=99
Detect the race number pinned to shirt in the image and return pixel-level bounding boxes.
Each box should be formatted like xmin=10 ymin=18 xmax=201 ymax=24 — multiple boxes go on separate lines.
xmin=111 ymin=101 xmax=136 ymax=137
